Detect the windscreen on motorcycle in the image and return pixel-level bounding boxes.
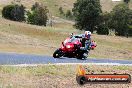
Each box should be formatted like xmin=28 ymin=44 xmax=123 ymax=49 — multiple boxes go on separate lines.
xmin=69 ymin=38 xmax=78 ymax=42
xmin=64 ymin=37 xmax=80 ymax=45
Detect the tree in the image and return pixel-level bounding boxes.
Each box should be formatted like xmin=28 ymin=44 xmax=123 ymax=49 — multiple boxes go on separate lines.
xmin=97 ymin=24 xmax=109 ymax=35
xmin=96 ymin=12 xmax=110 ymax=35
xmin=72 ymin=0 xmax=102 ymax=32
xmin=128 ymin=9 xmax=132 ymax=26
xmin=128 ymin=9 xmax=132 ymax=36
xmin=110 ymin=3 xmax=131 ymax=36
xmin=27 ymin=3 xmax=49 ymax=26
xmin=123 ymin=0 xmax=130 ymax=4
xmin=2 ymin=4 xmax=25 ymax=21
xmin=128 ymin=26 xmax=132 ymax=36
xmin=27 ymin=11 xmax=36 ymax=24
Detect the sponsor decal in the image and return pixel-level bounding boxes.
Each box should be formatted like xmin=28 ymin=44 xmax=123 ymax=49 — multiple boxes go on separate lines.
xmin=76 ymin=65 xmax=131 ymax=85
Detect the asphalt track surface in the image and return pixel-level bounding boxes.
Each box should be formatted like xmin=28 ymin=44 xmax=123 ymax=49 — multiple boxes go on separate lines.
xmin=0 ymin=52 xmax=132 ymax=66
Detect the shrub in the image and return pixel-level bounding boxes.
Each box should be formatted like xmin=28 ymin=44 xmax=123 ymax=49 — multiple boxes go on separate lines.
xmin=2 ymin=4 xmax=25 ymax=21
xmin=59 ymin=7 xmax=64 ymax=15
xmin=27 ymin=3 xmax=49 ymax=26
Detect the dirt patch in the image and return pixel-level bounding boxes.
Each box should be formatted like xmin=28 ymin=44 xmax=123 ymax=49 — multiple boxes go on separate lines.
xmin=0 ymin=0 xmax=37 ymax=8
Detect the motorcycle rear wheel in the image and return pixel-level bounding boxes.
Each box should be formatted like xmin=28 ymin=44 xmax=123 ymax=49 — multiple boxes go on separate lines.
xmin=77 ymin=52 xmax=88 ymax=60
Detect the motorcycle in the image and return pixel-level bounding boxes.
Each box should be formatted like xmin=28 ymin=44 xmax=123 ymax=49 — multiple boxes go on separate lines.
xmin=53 ymin=36 xmax=97 ymax=60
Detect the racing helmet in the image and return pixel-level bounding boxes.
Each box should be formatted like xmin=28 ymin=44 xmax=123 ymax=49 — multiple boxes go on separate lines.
xmin=85 ymin=31 xmax=91 ymax=38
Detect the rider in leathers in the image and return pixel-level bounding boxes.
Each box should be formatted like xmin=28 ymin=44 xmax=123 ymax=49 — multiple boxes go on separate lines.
xmin=71 ymin=31 xmax=92 ymax=58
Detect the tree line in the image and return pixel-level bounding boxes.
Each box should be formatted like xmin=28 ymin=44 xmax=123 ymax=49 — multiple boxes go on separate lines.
xmin=72 ymin=0 xmax=132 ymax=36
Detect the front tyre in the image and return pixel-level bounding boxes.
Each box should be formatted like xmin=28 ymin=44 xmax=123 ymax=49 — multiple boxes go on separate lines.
xmin=53 ymin=49 xmax=63 ymax=58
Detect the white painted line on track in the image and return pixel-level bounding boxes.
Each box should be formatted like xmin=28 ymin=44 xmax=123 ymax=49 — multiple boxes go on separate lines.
xmin=1 ymin=63 xmax=132 ymax=67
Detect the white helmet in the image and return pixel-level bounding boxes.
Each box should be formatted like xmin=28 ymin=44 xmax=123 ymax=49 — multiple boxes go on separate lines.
xmin=85 ymin=31 xmax=91 ymax=36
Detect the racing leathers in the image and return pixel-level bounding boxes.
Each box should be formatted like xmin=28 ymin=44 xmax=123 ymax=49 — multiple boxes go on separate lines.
xmin=73 ymin=34 xmax=91 ymax=58
xmin=74 ymin=34 xmax=91 ymax=50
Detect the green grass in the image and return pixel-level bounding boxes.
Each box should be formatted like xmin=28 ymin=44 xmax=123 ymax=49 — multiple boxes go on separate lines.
xmin=94 ymin=37 xmax=132 ymax=51
xmin=41 ymin=0 xmax=76 ymax=16
xmin=0 ymin=65 xmax=76 ymax=77
xmin=0 ymin=5 xmax=2 ymax=16
xmin=0 ymin=65 xmax=132 ymax=76
xmin=39 ymin=0 xmax=62 ymax=17
xmin=113 ymin=66 xmax=132 ymax=71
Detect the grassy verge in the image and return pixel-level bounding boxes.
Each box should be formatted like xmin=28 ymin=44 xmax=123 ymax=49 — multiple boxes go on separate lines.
xmin=0 ymin=65 xmax=132 ymax=88
xmin=1 ymin=65 xmax=132 ymax=76
xmin=90 ymin=35 xmax=132 ymax=60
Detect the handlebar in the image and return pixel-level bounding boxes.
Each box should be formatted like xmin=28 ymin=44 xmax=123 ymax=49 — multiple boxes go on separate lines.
xmin=74 ymin=36 xmax=82 ymax=38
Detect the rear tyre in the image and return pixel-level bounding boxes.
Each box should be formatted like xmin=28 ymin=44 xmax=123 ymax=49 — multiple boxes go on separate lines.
xmin=53 ymin=49 xmax=62 ymax=58
xmin=77 ymin=52 xmax=87 ymax=60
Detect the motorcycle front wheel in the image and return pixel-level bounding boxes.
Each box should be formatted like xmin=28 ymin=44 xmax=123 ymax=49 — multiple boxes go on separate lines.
xmin=53 ymin=49 xmax=63 ymax=58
